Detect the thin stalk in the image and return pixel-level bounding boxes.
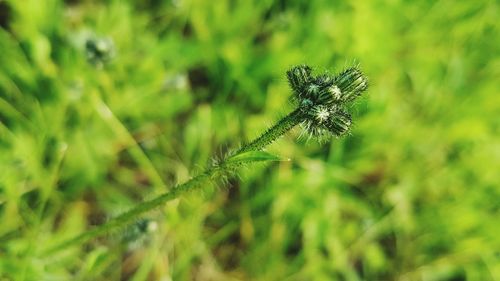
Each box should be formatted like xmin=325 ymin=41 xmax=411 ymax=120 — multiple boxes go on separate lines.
xmin=236 ymin=108 xmax=302 ymax=153
xmin=43 ymin=168 xmax=216 ymax=255
xmin=43 ymin=108 xmax=304 ymax=256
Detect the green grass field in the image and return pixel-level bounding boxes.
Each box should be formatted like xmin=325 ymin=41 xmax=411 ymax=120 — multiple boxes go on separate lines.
xmin=0 ymin=0 xmax=498 ymax=280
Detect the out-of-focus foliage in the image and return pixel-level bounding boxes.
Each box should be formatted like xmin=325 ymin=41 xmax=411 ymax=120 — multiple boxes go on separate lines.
xmin=0 ymin=0 xmax=498 ymax=280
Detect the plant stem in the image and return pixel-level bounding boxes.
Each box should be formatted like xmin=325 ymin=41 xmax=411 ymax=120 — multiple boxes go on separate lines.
xmin=236 ymin=108 xmax=303 ymax=153
xmin=43 ymin=168 xmax=216 ymax=255
xmin=43 ymin=108 xmax=304 ymax=256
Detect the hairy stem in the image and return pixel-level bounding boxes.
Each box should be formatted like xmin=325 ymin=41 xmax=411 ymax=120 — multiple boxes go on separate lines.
xmin=43 ymin=168 xmax=217 ymax=255
xmin=236 ymin=108 xmax=302 ymax=153
xmin=43 ymin=108 xmax=304 ymax=255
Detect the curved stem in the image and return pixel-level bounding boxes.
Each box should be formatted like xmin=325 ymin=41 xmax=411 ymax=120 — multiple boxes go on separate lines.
xmin=43 ymin=108 xmax=304 ymax=256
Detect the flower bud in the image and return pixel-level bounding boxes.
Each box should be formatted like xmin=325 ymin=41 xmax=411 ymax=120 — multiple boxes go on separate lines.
xmin=333 ymin=67 xmax=368 ymax=103
xmin=286 ymin=65 xmax=313 ymax=98
xmin=324 ymin=109 xmax=352 ymax=137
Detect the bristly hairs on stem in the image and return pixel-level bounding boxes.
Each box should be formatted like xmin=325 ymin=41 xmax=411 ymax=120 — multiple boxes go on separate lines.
xmin=42 ymin=64 xmax=368 ymax=255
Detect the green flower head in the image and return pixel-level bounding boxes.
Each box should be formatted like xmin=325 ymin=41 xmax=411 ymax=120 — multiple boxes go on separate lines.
xmin=286 ymin=65 xmax=368 ymax=137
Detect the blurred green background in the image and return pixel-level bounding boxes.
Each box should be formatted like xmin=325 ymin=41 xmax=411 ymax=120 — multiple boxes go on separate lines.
xmin=0 ymin=0 xmax=498 ymax=280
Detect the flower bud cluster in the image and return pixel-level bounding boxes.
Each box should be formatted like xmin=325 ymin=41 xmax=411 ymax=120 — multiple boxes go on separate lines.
xmin=286 ymin=65 xmax=368 ymax=137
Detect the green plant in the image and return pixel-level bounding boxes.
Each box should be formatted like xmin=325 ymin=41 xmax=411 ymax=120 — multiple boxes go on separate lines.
xmin=43 ymin=64 xmax=368 ymax=255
